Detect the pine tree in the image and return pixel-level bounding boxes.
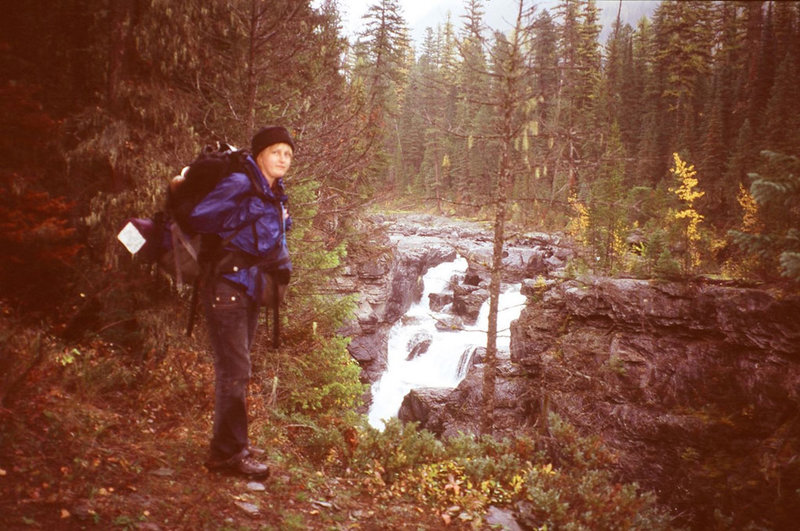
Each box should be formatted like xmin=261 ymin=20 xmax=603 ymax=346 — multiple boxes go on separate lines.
xmin=634 ymin=15 xmax=663 ymax=185
xmin=762 ymin=51 xmax=800 ymax=155
xmin=605 ymin=15 xmax=638 ymax=153
xmin=354 ymin=0 xmax=411 ymax=189
xmin=586 ymin=123 xmax=630 ymax=273
xmin=479 ymin=1 xmax=538 ymax=434
xmin=551 ymin=0 xmax=602 ymax=197
xmin=454 ymin=0 xmax=491 ymax=205
xmin=553 ymin=0 xmax=584 ymax=196
xmin=652 ymin=0 xmax=714 ymax=157
xmin=749 ymin=1 xmax=775 ymax=136
xmin=397 ymin=31 xmax=431 ymax=190
xmin=529 ymin=9 xmax=560 ymax=218
xmin=729 ymin=151 xmax=800 ymax=282
xmin=698 ymin=76 xmax=728 ymax=226
xmin=725 ymin=118 xmax=757 ymax=193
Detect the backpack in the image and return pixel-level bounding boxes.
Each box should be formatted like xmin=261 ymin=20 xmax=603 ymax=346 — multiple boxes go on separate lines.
xmin=117 ymin=143 xmax=290 ymax=345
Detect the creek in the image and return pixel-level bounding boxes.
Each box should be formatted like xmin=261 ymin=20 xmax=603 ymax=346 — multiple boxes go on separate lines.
xmin=367 ymin=256 xmax=527 ymax=429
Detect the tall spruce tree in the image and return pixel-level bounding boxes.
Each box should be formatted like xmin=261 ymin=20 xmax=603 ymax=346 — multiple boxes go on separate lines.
xmin=698 ymin=75 xmax=728 ymax=225
xmin=634 ymin=15 xmax=664 ymax=185
xmin=455 ymin=0 xmax=492 ymax=205
xmin=397 ymin=29 xmax=432 ymax=191
xmin=529 ymin=9 xmax=560 ymax=218
xmin=554 ymin=0 xmax=583 ymax=195
xmin=762 ymin=50 xmax=800 ymax=155
xmin=354 ymin=0 xmax=411 ymax=189
xmin=480 ymin=1 xmax=538 ymax=434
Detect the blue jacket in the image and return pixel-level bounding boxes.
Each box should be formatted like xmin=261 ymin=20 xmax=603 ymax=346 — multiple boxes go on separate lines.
xmin=189 ymin=155 xmax=291 ymax=301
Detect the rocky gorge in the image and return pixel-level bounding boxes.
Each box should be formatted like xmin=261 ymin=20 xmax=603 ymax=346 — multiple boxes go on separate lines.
xmin=338 ymin=213 xmax=800 ymax=529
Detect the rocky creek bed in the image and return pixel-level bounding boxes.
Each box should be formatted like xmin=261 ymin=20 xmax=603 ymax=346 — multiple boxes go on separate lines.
xmin=338 ymin=213 xmax=800 ymax=529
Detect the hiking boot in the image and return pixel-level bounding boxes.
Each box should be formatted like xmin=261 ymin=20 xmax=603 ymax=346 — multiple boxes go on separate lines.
xmin=206 ymin=453 xmax=270 ymax=479
xmin=232 ymin=456 xmax=270 ymax=479
xmin=247 ymin=445 xmax=266 ymax=456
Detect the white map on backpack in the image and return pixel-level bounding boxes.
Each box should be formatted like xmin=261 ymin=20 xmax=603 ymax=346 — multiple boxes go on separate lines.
xmin=117 ymin=221 xmax=146 ymax=255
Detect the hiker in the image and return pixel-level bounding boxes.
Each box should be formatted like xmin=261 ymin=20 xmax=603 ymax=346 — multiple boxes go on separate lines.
xmin=189 ymin=125 xmax=295 ymax=478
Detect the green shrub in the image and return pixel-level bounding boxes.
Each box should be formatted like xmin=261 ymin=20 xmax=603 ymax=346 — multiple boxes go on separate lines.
xmin=348 ymin=415 xmax=673 ymax=528
xmin=354 ymin=419 xmax=445 ymax=483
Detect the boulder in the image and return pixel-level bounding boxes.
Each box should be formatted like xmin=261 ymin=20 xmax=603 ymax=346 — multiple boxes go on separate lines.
xmin=397 ymin=388 xmax=453 ymax=433
xmin=428 ymin=292 xmax=452 ymax=312
xmin=452 ymin=285 xmax=489 ymax=324
xmin=398 ymin=355 xmax=520 ymax=438
xmin=406 ymin=331 xmax=433 ymax=361
xmin=434 ymin=314 xmax=464 ymax=331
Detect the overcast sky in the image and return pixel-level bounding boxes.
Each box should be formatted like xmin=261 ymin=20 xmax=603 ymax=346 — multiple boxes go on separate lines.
xmin=328 ymin=0 xmax=659 ymax=48
xmin=335 ymin=0 xmax=549 ymax=46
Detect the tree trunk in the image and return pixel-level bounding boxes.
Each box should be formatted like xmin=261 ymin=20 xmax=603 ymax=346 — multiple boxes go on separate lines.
xmin=481 ymin=184 xmax=507 ymax=434
xmin=481 ymin=83 xmax=514 ymax=436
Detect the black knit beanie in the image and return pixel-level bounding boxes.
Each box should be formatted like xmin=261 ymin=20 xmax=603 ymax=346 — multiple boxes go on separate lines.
xmin=251 ymin=126 xmax=295 ymax=156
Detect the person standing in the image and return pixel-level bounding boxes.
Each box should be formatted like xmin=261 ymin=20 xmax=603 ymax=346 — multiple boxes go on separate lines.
xmin=189 ymin=126 xmax=295 ymax=478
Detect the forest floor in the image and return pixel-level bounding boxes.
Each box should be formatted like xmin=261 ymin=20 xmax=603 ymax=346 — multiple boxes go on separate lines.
xmin=0 ymin=327 xmax=453 ymax=530
xmin=0 ymin=208 xmax=490 ymax=530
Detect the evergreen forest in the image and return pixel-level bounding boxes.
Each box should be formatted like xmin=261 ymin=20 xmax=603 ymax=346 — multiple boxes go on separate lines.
xmin=1 ymin=0 xmax=798 ymax=529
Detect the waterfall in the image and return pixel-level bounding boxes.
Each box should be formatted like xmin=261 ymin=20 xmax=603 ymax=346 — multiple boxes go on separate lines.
xmin=456 ymin=346 xmax=479 ymax=380
xmin=367 ymin=256 xmax=526 ymax=429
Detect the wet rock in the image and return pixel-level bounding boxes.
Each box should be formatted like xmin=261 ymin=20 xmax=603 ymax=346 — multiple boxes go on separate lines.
xmin=434 ymin=314 xmax=464 ymax=331
xmin=397 ymin=388 xmax=453 ymax=434
xmin=346 ymin=325 xmax=389 ymax=383
xmin=406 ymin=331 xmax=433 ymax=361
xmin=398 ymin=357 xmax=519 ymax=438
xmin=428 ymin=292 xmax=453 ymax=311
xmin=452 ymin=285 xmax=489 ymax=324
xmin=234 ymin=501 xmax=260 ymax=517
xmin=416 ymin=275 xmax=800 ymax=528
xmin=464 ymin=268 xmax=484 ymax=286
xmin=456 ymin=346 xmax=483 ymax=378
xmin=485 ymin=506 xmax=522 ymax=531
xmin=358 ymin=258 xmax=391 ymax=280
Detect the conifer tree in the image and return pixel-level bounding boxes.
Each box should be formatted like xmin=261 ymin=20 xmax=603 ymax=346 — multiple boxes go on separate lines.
xmin=553 ymin=0 xmax=584 ymax=195
xmin=634 ymin=15 xmax=663 ymax=185
xmin=729 ymin=151 xmax=800 ymax=282
xmin=586 ymin=123 xmax=629 ymax=273
xmin=529 ymin=9 xmax=561 ymax=213
xmin=652 ymin=0 xmax=714 ymax=157
xmin=711 ymin=1 xmax=746 ymax=149
xmin=725 ymin=118 xmax=757 ymax=193
xmin=749 ymin=1 xmax=775 ymax=136
xmin=604 ymin=15 xmax=634 ymax=143
xmin=762 ymin=51 xmax=800 ymax=156
xmin=552 ymin=0 xmax=602 ymax=197
xmin=698 ymin=76 xmax=728 ymax=225
xmin=454 ymin=0 xmax=491 ymax=205
xmin=618 ymin=23 xmax=643 ymax=160
xmin=354 ymin=0 xmax=411 ymax=188
xmin=576 ymin=0 xmax=602 ymax=148
xmin=397 ymin=30 xmax=431 ymax=191
xmin=439 ymin=17 xmax=463 ymax=203
xmin=479 ymin=1 xmax=537 ymax=434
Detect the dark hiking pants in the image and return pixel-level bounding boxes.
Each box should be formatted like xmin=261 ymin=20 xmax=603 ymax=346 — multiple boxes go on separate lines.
xmin=201 ymin=278 xmax=259 ymax=462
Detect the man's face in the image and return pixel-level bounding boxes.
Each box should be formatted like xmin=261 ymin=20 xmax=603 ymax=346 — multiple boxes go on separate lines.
xmin=257 ymin=142 xmax=293 ymax=182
